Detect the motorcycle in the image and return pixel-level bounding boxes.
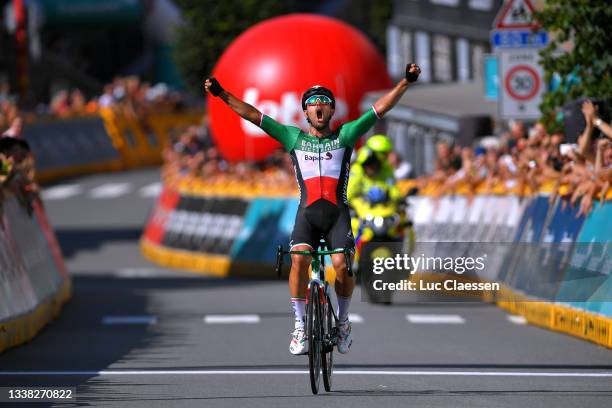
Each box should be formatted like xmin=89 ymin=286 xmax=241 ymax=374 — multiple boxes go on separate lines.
xmin=351 ymin=186 xmax=416 ymax=304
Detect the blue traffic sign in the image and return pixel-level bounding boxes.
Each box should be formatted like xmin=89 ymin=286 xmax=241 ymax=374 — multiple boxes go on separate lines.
xmin=491 ymin=30 xmax=548 ymax=49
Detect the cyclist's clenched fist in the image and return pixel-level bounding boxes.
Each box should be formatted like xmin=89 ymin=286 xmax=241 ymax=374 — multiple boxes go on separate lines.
xmin=405 ymin=63 xmax=421 ymax=83
xmin=204 ymin=77 xmax=224 ymax=96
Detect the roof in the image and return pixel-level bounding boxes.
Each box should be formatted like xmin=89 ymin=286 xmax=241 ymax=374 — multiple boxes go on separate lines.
xmin=361 ymin=81 xmax=498 ymax=128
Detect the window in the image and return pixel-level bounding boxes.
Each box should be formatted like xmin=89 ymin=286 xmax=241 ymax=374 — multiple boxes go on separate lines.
xmin=471 ymin=43 xmax=486 ymax=81
xmin=456 ymin=38 xmax=470 ymax=82
xmin=415 ymin=31 xmax=431 ymax=83
xmin=400 ymin=30 xmax=413 ymax=69
xmin=468 ymin=0 xmax=493 ymax=11
xmin=386 ymin=25 xmax=402 ymax=78
xmin=433 ymin=34 xmax=452 ymax=82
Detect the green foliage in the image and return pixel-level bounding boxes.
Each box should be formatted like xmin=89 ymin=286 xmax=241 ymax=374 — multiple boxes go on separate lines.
xmin=174 ymin=0 xmax=287 ymax=92
xmin=535 ymin=0 xmax=612 ymax=132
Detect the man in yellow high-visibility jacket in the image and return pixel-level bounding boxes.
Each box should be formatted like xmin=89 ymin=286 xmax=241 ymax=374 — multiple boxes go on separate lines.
xmin=347 ymin=135 xmax=403 ymax=236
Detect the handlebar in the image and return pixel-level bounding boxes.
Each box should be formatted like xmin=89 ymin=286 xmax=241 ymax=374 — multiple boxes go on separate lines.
xmin=276 ymin=245 xmax=353 ymax=277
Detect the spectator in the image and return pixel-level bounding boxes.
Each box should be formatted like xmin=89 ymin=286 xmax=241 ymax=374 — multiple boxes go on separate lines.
xmin=50 ymin=90 xmax=71 ymax=118
xmin=0 ymin=80 xmax=13 ymax=104
xmin=509 ymin=119 xmax=527 ymax=140
xmin=69 ymin=89 xmax=87 ymax=116
xmin=388 ymin=151 xmax=412 ymax=179
xmin=98 ymin=84 xmax=115 ymax=109
xmin=2 ymin=117 xmax=23 ymax=138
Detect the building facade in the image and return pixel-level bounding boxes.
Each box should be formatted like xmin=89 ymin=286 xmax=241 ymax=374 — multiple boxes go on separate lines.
xmin=386 ymin=0 xmax=503 ymax=84
xmin=365 ymin=0 xmax=503 ymax=177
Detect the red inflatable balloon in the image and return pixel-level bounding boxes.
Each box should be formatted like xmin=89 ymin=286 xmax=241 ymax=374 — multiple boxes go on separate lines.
xmin=208 ymin=14 xmax=392 ymax=162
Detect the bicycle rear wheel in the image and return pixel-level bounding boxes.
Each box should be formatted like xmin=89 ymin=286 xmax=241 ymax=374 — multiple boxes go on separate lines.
xmin=307 ymin=282 xmax=321 ymax=394
xmin=321 ymin=289 xmax=334 ymax=392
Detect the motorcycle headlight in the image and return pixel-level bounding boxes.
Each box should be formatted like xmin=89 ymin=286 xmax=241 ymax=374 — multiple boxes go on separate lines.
xmin=373 ymin=216 xmax=384 ymax=228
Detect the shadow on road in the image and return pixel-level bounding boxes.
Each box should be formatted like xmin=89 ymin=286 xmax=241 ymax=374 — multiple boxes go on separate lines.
xmin=0 ymin=276 xmax=281 ymax=406
xmin=55 ymin=228 xmax=143 ymax=258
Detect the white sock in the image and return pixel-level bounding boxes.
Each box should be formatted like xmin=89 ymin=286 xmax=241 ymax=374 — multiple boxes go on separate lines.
xmin=337 ymin=295 xmax=351 ymax=322
xmin=291 ymin=298 xmax=306 ymax=328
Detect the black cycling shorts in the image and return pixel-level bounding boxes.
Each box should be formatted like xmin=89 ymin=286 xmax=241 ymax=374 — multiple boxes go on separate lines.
xmin=290 ymin=199 xmax=355 ymax=251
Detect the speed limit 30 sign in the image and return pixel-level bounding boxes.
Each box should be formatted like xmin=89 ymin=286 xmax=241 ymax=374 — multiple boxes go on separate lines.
xmin=499 ymin=49 xmax=544 ymax=119
xmin=505 ymin=65 xmax=540 ymax=100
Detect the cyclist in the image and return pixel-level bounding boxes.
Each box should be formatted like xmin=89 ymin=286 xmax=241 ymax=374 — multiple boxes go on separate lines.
xmin=204 ymin=63 xmax=421 ymax=355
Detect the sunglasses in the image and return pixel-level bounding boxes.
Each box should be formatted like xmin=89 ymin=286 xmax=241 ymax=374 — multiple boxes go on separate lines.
xmin=305 ymin=95 xmax=333 ymax=106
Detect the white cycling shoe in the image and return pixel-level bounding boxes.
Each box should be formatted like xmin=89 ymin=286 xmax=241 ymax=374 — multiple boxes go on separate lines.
xmin=337 ymin=318 xmax=352 ymax=354
xmin=289 ymin=326 xmax=307 ymax=355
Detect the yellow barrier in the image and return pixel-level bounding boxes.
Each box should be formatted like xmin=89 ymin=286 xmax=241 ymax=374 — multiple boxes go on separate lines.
xmin=34 ymin=110 xmax=203 ymax=185
xmin=492 ymin=289 xmax=611 ymax=348
xmin=140 ymin=238 xmax=231 ymax=277
xmin=100 ymin=109 xmax=203 ymax=169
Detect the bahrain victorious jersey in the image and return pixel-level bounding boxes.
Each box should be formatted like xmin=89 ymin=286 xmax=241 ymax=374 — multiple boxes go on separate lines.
xmin=259 ymin=107 xmax=380 ymax=208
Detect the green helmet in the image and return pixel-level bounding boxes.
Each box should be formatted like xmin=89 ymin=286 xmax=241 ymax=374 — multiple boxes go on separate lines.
xmin=366 ymin=134 xmax=393 ymax=154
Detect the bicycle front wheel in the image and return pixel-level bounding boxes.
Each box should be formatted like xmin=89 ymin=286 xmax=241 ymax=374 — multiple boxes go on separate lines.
xmin=321 ymin=289 xmax=334 ymax=392
xmin=307 ymin=281 xmax=321 ymax=394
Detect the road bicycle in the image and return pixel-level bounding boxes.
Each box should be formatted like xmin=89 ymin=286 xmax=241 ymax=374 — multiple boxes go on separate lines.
xmin=276 ymin=244 xmax=353 ymax=394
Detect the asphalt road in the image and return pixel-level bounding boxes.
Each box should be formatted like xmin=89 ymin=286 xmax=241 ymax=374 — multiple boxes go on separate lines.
xmin=0 ymin=169 xmax=611 ymax=407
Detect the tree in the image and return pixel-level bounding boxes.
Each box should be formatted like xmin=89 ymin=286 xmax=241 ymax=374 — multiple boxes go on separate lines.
xmin=174 ymin=0 xmax=287 ymax=92
xmin=535 ymin=1 xmax=612 ymax=132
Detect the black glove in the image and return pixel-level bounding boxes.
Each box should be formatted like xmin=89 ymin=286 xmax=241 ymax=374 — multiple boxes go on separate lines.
xmin=207 ymin=77 xmax=224 ymax=96
xmin=405 ymin=63 xmax=420 ymax=83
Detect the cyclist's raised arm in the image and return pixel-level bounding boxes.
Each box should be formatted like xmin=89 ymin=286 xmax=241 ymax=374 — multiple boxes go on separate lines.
xmin=204 ymin=77 xmax=298 ymax=151
xmin=204 ymin=77 xmax=300 ymax=152
xmin=372 ymin=63 xmax=421 ymax=118
xmin=204 ymin=77 xmax=261 ymax=125
xmin=340 ymin=64 xmax=420 ymax=148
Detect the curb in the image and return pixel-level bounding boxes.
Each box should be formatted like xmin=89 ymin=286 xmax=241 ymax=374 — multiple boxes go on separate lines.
xmin=140 ymin=238 xmax=231 ymax=277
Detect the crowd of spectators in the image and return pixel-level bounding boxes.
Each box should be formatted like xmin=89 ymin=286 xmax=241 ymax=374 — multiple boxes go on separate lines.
xmin=162 ymin=123 xmax=297 ymax=196
xmin=50 ymin=76 xmax=185 ymax=119
xmin=163 ymin=101 xmax=611 ymax=212
xmin=423 ymin=100 xmax=612 ymax=215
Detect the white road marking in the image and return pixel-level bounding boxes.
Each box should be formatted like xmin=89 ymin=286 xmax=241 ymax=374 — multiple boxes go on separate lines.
xmin=113 ymin=267 xmax=196 ymax=278
xmin=102 ymin=316 xmax=157 ymax=325
xmin=348 ymin=313 xmax=363 ymax=323
xmin=507 ymin=315 xmax=528 ymax=325
xmin=42 ymin=184 xmax=81 ymax=200
xmin=406 ymin=314 xmax=465 ymax=324
xmin=139 ymin=182 xmax=162 ymax=198
xmin=204 ymin=315 xmax=260 ymax=324
xmin=89 ymin=183 xmax=131 ymax=199
xmin=1 ymin=370 xmax=611 ymax=378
